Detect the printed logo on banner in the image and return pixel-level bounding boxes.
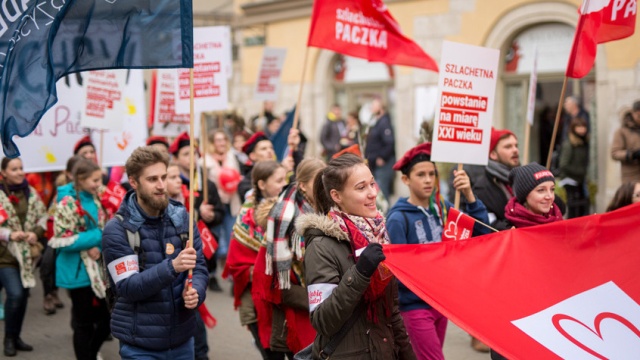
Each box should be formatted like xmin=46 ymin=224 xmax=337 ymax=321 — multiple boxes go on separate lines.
xmin=512 ymin=281 xmax=640 ymax=359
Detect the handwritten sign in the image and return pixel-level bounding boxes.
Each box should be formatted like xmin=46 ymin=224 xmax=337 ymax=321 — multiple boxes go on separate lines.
xmin=81 ymin=70 xmax=126 ymax=130
xmin=431 ymin=41 xmax=499 ymax=166
xmin=254 ymin=47 xmax=287 ymax=101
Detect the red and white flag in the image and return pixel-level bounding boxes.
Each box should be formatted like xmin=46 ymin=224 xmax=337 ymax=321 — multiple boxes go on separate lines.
xmin=198 ymin=220 xmax=218 ymax=260
xmin=442 ymin=208 xmax=475 ymax=241
xmin=383 ymin=203 xmax=640 ymax=359
xmin=308 ymin=0 xmax=438 ymax=71
xmin=566 ymin=0 xmax=636 ymax=78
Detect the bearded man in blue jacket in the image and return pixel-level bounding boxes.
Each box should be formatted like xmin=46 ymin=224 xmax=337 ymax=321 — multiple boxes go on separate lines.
xmin=102 ymin=146 xmax=208 ymax=359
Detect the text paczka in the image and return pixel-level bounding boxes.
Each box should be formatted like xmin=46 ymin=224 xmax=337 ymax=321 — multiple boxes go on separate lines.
xmin=606 ymin=0 xmax=637 ymax=21
xmin=335 ymin=8 xmax=388 ymax=49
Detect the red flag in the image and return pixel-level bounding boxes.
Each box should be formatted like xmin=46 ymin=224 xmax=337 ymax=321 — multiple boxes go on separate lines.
xmin=197 ymin=220 xmax=218 ymax=260
xmin=566 ymin=0 xmax=636 ymax=78
xmin=101 ymin=181 xmax=127 ymax=217
xmin=383 ymin=203 xmax=640 ymax=359
xmin=442 ymin=207 xmax=476 ymax=241
xmin=308 ymin=0 xmax=438 ymax=71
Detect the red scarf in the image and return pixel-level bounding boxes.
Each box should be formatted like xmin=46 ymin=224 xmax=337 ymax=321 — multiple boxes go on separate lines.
xmin=504 ymin=197 xmax=563 ymax=228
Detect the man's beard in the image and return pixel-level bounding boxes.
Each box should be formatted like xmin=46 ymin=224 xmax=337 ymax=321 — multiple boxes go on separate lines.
xmin=138 ymin=187 xmax=169 ymax=212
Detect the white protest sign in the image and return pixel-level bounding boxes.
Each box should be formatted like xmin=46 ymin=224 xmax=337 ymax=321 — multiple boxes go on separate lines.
xmin=80 ymin=70 xmax=127 ymax=130
xmin=152 ymin=69 xmax=199 ymax=137
xmin=254 ymin=47 xmax=287 ymax=102
xmin=174 ymin=26 xmax=230 ymax=113
xmin=6 ymin=70 xmax=147 ymax=172
xmin=431 ymin=41 xmax=500 ymax=166
xmin=92 ymin=70 xmax=147 ymax=167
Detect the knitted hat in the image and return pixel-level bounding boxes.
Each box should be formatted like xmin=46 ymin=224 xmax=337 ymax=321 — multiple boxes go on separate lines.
xmin=393 ymin=142 xmax=433 ymax=175
xmin=73 ymin=135 xmax=94 ymax=155
xmin=490 ymin=127 xmax=515 ymax=152
xmin=508 ymin=162 xmax=555 ymax=204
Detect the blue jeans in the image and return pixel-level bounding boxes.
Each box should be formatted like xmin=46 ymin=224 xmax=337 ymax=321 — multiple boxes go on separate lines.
xmin=212 ymin=204 xmax=235 ymax=257
xmin=0 ymin=267 xmax=29 ymax=338
xmin=120 ymin=337 xmax=194 ymax=360
xmin=374 ymin=157 xmax=396 ymax=201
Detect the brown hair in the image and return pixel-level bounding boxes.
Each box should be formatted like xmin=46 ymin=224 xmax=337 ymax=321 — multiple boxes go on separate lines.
xmin=312 ymin=153 xmax=366 ymax=214
xmin=295 ymin=158 xmax=326 ymax=185
xmin=606 ymin=182 xmax=639 ymax=212
xmin=125 ymin=146 xmax=170 ymax=181
xmin=0 ymin=157 xmax=20 ymax=171
xmin=251 ymin=160 xmax=284 ymax=204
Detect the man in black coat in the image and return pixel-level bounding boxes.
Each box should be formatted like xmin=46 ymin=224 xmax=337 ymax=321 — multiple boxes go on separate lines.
xmin=365 ymin=99 xmax=396 ymax=201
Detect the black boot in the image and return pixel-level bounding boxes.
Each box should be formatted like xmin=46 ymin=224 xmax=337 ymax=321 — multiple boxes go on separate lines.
xmin=4 ymin=338 xmax=16 ymax=357
xmin=14 ymin=338 xmax=33 ymax=351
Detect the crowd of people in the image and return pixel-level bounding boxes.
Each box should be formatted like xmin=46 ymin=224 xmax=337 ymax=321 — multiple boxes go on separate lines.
xmin=0 ymin=97 xmax=637 ymax=360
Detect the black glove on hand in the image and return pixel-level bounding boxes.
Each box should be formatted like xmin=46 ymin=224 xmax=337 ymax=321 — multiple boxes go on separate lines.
xmin=632 ymin=149 xmax=640 ymax=160
xmin=355 ymin=243 xmax=386 ymax=278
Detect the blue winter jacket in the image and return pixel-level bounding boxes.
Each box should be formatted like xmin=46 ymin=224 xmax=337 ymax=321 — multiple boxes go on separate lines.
xmin=387 ymin=197 xmax=489 ymax=311
xmin=101 ymin=190 xmax=208 ymax=351
xmin=55 ymin=183 xmax=102 ymax=289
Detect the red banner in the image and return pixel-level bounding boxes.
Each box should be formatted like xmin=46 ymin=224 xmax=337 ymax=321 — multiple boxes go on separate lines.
xmin=0 ymin=204 xmax=8 ymax=225
xmin=566 ymin=0 xmax=636 ymax=78
xmin=198 ymin=220 xmax=218 ymax=260
xmin=383 ymin=203 xmax=640 ymax=359
xmin=442 ymin=208 xmax=475 ymax=241
xmin=308 ymin=0 xmax=438 ymax=71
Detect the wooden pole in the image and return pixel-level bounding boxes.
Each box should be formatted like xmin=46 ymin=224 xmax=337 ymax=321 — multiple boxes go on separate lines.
xmin=292 ymin=46 xmax=310 ymax=132
xmin=99 ymin=130 xmax=104 ymax=169
xmin=188 ymin=68 xmax=196 ymax=288
xmin=201 ymin=114 xmax=208 ymax=202
xmin=453 ymin=163 xmax=463 ymax=210
xmin=546 ymin=76 xmax=568 ymax=169
xmin=523 ymin=121 xmax=531 ymax=165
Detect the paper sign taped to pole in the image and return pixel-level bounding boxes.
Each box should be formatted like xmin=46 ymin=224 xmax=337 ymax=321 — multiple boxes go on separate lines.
xmin=174 ymin=26 xmax=230 ymax=114
xmin=254 ymin=47 xmax=287 ymax=102
xmin=431 ymin=41 xmax=500 ymax=166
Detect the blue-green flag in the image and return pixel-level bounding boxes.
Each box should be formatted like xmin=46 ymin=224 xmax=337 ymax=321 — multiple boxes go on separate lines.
xmin=0 ymin=0 xmax=194 ymax=157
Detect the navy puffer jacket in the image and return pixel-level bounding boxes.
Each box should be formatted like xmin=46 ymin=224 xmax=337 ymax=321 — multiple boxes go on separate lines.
xmin=101 ymin=191 xmax=208 ymax=351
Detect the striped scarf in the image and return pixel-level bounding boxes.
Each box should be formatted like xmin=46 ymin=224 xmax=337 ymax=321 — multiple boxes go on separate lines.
xmin=265 ymin=185 xmax=314 ymax=289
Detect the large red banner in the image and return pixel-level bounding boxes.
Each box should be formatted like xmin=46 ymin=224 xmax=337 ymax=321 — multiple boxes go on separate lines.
xmin=308 ymin=0 xmax=438 ymax=71
xmin=383 ymin=202 xmax=640 ymax=359
xmin=566 ymin=0 xmax=636 ymax=78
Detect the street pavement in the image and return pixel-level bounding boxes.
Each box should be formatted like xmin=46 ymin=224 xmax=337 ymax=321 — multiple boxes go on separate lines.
xmin=6 ymin=276 xmax=490 ymax=359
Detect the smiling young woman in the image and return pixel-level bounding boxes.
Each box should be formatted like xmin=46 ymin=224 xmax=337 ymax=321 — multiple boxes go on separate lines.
xmin=296 ymin=153 xmax=415 ymax=359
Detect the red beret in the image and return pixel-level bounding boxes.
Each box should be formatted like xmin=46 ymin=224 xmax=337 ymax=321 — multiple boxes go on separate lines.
xmin=146 ymin=136 xmax=169 ymax=148
xmin=73 ymin=135 xmax=94 ymax=155
xmin=169 ymin=132 xmax=190 ymax=155
xmin=332 ymin=144 xmax=362 ymax=160
xmin=393 ymin=142 xmax=432 ymax=173
xmin=242 ymin=131 xmax=269 ymax=155
xmin=490 ymin=127 xmax=515 ymax=152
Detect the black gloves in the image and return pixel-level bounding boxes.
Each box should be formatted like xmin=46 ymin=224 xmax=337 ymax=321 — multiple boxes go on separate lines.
xmin=632 ymin=149 xmax=640 ymax=160
xmin=355 ymin=243 xmax=386 ymax=278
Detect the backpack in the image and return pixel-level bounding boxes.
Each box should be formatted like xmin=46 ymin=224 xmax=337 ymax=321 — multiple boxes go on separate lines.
xmin=101 ymin=214 xmax=142 ymax=312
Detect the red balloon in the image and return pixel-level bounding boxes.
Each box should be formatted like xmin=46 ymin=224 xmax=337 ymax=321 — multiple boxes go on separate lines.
xmin=219 ymin=167 xmax=241 ymax=193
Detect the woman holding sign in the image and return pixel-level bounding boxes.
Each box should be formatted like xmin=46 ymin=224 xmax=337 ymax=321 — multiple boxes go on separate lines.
xmin=50 ymin=158 xmax=111 ymax=360
xmin=0 ymin=157 xmax=48 ymax=356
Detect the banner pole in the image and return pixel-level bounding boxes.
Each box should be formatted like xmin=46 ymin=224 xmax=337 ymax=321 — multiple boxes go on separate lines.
xmin=546 ymin=76 xmax=568 ymax=169
xmin=201 ymin=114 xmax=208 ymax=202
xmin=99 ymin=130 xmax=104 ymax=169
xmin=188 ymin=68 xmax=196 ymax=288
xmin=453 ymin=163 xmax=463 ymax=210
xmin=523 ymin=121 xmax=531 ymax=165
xmin=292 ymin=46 xmax=310 ymax=132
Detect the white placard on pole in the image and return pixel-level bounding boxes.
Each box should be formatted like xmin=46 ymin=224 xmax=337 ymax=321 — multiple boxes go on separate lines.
xmin=152 ymin=69 xmax=198 ymax=137
xmin=174 ymin=26 xmax=230 ymax=114
xmin=4 ymin=70 xmax=147 ymax=172
xmin=254 ymin=47 xmax=287 ymax=102
xmin=526 ymin=46 xmax=538 ymax=126
xmin=431 ymin=41 xmax=500 ymax=166
xmin=80 ymin=70 xmax=127 ymax=130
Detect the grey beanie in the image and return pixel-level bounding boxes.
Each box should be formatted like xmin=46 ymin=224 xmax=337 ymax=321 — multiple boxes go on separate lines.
xmin=508 ymin=162 xmax=555 ymax=204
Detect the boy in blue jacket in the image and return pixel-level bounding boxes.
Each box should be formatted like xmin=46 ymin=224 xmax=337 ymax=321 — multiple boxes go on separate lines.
xmin=386 ymin=142 xmax=489 ymax=360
